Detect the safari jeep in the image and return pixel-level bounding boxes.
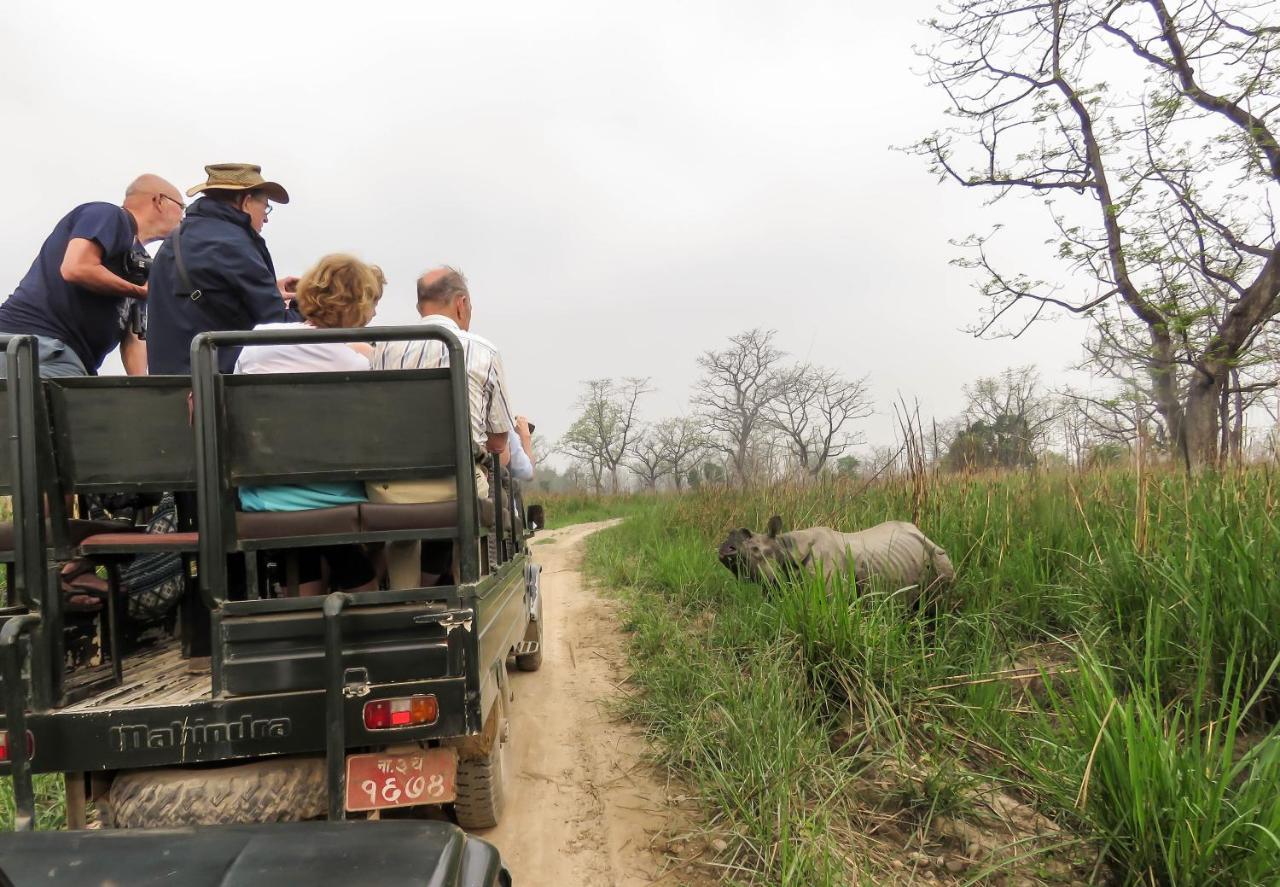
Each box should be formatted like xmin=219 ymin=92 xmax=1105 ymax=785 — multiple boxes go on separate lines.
xmin=0 ymin=327 xmax=542 ymax=885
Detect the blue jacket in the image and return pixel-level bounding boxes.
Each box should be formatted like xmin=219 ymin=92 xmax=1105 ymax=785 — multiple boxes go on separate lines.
xmin=147 ymin=198 xmax=298 ymax=374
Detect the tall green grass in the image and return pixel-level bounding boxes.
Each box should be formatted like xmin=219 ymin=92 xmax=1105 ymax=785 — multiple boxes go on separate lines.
xmin=0 ymin=775 xmax=69 ymax=831
xmin=584 ymin=468 xmax=1280 ymax=885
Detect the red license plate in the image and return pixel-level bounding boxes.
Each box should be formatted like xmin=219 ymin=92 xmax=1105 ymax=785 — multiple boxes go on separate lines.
xmin=345 ymin=747 xmax=457 ymax=812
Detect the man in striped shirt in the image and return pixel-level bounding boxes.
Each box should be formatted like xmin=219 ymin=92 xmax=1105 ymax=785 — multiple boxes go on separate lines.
xmin=368 ymin=267 xmax=516 ymax=587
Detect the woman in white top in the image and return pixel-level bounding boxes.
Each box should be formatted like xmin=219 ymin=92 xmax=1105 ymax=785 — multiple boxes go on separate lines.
xmin=235 ymin=254 xmax=385 ymax=595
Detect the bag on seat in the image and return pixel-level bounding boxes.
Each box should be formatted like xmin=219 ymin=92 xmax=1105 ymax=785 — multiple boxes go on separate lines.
xmin=120 ymin=495 xmax=184 ymax=623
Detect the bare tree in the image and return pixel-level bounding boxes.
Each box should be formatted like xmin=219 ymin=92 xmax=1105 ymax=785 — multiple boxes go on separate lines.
xmin=627 ymin=428 xmax=671 ymax=490
xmin=562 ymin=462 xmax=590 ymax=493
xmin=606 ymin=377 xmax=653 ymax=489
xmin=744 ymin=427 xmax=791 ymax=484
xmin=559 ymin=403 xmax=608 ymax=494
xmin=947 ymin=366 xmax=1059 ymax=470
xmin=913 ymin=0 xmax=1280 ymax=468
xmin=530 ymin=432 xmax=550 ymax=467
xmin=1058 ymin=385 xmax=1163 ymax=457
xmin=866 ymin=444 xmax=906 ymax=478
xmin=692 ymin=329 xmax=785 ymax=483
xmin=653 ymin=417 xmax=712 ymax=490
xmin=559 ymin=377 xmax=652 ymax=493
xmin=966 ymin=367 xmax=1059 ymax=450
xmin=766 ymin=364 xmax=873 ymax=476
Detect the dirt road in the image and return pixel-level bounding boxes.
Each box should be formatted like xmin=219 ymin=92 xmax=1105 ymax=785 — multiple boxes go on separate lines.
xmin=475 ymin=520 xmax=704 ymax=886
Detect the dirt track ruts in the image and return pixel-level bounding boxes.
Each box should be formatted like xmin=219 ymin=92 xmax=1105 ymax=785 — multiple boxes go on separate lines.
xmin=471 ymin=520 xmax=707 ymax=886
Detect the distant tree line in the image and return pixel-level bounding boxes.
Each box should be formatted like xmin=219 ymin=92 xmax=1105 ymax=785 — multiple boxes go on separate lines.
xmin=554 ymin=328 xmax=871 ymax=493
xmin=548 ymin=325 xmax=1280 ymax=494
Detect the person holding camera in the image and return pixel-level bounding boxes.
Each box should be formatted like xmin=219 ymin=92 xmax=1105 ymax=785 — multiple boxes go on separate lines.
xmin=506 ymin=416 xmax=536 ymax=482
xmin=145 ymin=163 xmax=301 ymax=375
xmin=0 ymin=174 xmax=184 ymax=377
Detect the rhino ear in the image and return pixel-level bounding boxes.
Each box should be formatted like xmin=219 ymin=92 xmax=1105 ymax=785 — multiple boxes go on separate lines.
xmin=766 ymin=515 xmax=784 ymax=538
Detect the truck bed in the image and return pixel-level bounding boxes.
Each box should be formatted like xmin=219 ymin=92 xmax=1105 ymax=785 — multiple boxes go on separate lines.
xmin=62 ymin=641 xmax=211 ymax=712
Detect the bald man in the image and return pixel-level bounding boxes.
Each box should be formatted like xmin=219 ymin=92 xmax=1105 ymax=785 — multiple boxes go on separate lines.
xmin=369 ymin=267 xmax=517 ymax=588
xmin=0 ymin=174 xmax=185 ymax=376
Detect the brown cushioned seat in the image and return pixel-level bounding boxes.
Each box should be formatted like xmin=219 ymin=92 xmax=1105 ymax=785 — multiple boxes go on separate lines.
xmin=358 ymin=498 xmax=494 ymax=532
xmin=0 ymin=518 xmax=137 ymax=554
xmin=236 ymin=505 xmax=361 ymax=541
xmin=79 ymin=531 xmax=200 ymax=554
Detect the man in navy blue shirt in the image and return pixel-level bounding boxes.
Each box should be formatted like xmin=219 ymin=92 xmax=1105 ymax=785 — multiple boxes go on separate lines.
xmin=147 ymin=163 xmax=301 ymax=375
xmin=0 ymin=175 xmax=184 ymax=376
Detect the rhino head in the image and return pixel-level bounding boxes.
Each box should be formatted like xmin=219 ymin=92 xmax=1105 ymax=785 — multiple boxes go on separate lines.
xmin=717 ymin=515 xmax=797 ymax=586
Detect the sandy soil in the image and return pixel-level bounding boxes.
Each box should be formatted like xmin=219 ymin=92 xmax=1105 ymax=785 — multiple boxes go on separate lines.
xmin=473 ymin=520 xmax=711 ymax=886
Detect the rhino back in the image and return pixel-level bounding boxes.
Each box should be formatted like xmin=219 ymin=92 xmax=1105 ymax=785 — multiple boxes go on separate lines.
xmin=788 ymin=522 xmax=929 ymax=582
xmin=780 ymin=522 xmax=952 ymax=585
xmin=852 ymin=523 xmax=933 ymax=582
xmin=778 ymin=528 xmax=849 ymax=576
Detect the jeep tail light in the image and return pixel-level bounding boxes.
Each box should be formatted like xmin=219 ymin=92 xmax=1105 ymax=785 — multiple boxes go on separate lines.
xmin=363 ymin=696 xmax=439 ymax=730
xmin=0 ymin=730 xmax=34 ymax=762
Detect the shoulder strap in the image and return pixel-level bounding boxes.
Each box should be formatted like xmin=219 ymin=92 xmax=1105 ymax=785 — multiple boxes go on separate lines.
xmin=171 ymin=222 xmax=201 ymax=301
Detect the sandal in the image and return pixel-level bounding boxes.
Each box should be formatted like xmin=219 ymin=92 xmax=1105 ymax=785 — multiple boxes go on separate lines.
xmin=63 ymin=594 xmax=103 ymax=613
xmin=64 ymin=572 xmax=109 ymax=595
xmin=61 ymin=568 xmax=108 ymax=612
xmin=60 ymin=559 xmax=97 ymax=583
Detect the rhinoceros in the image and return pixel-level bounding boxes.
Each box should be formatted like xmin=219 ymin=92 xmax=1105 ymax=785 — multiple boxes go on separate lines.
xmin=717 ymin=515 xmax=955 ymax=606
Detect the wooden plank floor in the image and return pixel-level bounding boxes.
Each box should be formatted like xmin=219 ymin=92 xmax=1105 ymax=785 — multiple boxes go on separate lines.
xmin=62 ymin=641 xmax=211 ymax=712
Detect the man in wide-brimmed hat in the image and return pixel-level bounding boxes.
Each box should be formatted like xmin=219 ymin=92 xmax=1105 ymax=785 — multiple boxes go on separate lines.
xmin=146 ymin=163 xmax=301 ymax=374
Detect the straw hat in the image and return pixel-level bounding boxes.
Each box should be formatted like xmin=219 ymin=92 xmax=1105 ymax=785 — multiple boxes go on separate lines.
xmin=186 ymin=163 xmax=290 ymax=203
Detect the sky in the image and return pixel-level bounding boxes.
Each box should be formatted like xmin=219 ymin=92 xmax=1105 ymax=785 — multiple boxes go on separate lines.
xmin=0 ymin=0 xmax=1094 ymax=460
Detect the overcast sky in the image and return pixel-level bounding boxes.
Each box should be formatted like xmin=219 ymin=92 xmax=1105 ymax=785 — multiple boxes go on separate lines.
xmin=0 ymin=0 xmax=1093 ymax=458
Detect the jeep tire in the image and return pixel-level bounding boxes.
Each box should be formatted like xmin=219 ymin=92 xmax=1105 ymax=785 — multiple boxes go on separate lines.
xmin=108 ymin=757 xmax=326 ymax=828
xmin=453 ymin=691 xmax=510 ymax=829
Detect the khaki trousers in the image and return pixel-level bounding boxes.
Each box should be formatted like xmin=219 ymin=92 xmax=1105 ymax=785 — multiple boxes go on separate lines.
xmin=366 ymin=468 xmax=489 ymax=589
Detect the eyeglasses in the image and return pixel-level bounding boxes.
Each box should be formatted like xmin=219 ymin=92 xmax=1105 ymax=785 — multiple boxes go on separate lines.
xmin=264 ymin=202 xmax=273 ymax=217
xmin=157 ymin=193 xmax=186 ymax=213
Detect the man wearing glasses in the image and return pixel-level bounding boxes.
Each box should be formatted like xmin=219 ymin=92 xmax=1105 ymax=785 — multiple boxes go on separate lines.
xmin=146 ymin=163 xmax=301 ymax=375
xmin=0 ymin=174 xmax=184 ymax=376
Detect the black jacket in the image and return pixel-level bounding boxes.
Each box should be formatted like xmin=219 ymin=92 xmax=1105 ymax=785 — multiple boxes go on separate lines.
xmin=147 ymin=197 xmax=298 ymax=374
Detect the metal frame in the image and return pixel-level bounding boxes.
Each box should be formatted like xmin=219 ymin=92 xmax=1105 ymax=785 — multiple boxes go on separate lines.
xmin=0 ymin=334 xmax=44 ymax=830
xmin=43 ymin=373 xmax=203 ymax=698
xmin=5 ymin=335 xmax=45 ymax=612
xmin=190 ymin=324 xmax=480 ymax=605
xmin=1 ymin=612 xmax=41 ymax=830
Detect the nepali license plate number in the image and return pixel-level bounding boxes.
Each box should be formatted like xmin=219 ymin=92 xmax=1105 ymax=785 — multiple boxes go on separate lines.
xmin=345 ymin=747 xmax=457 ymax=812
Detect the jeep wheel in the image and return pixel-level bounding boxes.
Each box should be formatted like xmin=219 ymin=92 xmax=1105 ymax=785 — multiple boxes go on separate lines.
xmin=453 ymin=696 xmax=510 ymax=829
xmin=108 ymin=756 xmax=326 ymax=828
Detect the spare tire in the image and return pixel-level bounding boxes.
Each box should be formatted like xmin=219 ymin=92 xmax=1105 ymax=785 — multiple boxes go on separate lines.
xmin=109 ymin=757 xmax=326 ymax=828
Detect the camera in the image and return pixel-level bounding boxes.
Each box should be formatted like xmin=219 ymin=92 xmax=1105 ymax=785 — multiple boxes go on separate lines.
xmin=117 ymin=249 xmax=152 ymax=339
xmin=122 ymin=248 xmax=153 ymax=286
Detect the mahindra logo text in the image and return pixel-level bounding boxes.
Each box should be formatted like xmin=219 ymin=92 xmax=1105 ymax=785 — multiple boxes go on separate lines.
xmin=109 ymin=716 xmax=292 ymax=752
